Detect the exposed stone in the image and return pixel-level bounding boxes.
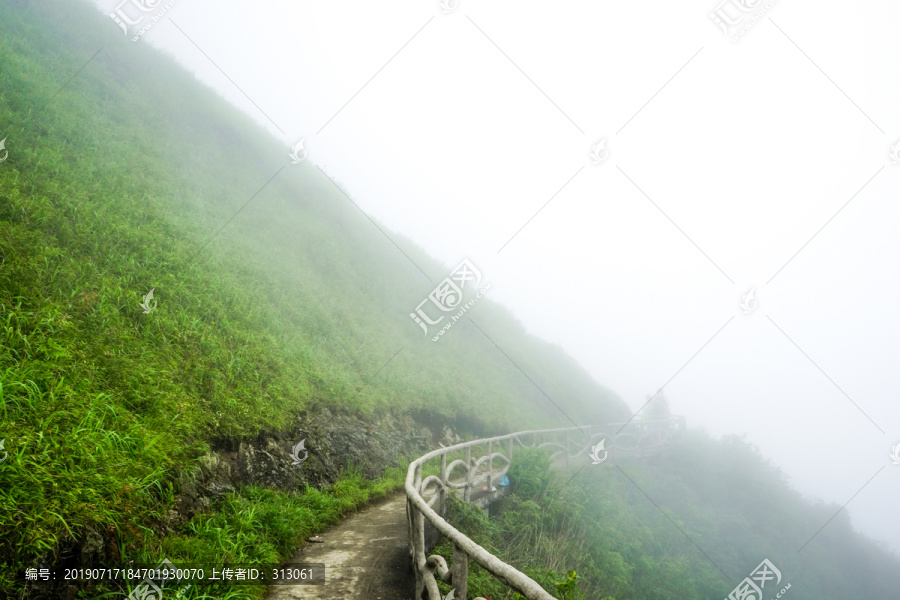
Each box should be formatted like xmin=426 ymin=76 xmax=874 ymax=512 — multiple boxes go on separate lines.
xmin=78 ymin=529 xmax=104 ymax=565
xmin=46 ymin=407 xmax=433 ymax=600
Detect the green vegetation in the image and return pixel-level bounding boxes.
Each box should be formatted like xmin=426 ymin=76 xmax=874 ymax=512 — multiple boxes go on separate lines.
xmin=104 ymin=462 xmax=413 ymax=600
xmin=0 ymin=1 xmax=625 ymax=597
xmin=433 ymin=444 xmax=900 ymax=599
xmin=2 ymin=2 xmax=899 ymax=600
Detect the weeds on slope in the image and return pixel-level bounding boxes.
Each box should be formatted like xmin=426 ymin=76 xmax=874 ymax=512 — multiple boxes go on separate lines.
xmin=430 ymin=447 xmax=723 ymax=600
xmin=19 ymin=462 xmax=412 ymax=599
xmin=0 ymin=2 xmax=620 ymax=596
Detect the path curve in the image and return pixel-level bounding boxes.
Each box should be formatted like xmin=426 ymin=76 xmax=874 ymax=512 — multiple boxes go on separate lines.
xmin=265 ymin=492 xmax=413 ymax=600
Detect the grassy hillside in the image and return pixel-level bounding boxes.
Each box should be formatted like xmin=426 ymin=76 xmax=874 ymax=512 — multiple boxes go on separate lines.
xmin=0 ymin=1 xmax=629 ymax=597
xmin=2 ymin=3 xmax=900 ymax=600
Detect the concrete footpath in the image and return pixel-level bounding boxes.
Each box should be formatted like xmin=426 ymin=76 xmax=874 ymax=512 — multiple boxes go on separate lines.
xmin=264 ymin=492 xmax=414 ymax=600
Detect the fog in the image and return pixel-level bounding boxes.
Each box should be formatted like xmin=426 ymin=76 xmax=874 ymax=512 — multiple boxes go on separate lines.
xmin=95 ymin=0 xmax=900 ymax=557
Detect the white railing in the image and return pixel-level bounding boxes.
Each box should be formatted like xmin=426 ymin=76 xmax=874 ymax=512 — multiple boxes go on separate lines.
xmin=404 ymin=417 xmax=685 ymax=599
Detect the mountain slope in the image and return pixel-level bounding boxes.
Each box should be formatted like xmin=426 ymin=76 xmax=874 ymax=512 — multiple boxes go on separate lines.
xmin=0 ymin=1 xmax=627 ymax=596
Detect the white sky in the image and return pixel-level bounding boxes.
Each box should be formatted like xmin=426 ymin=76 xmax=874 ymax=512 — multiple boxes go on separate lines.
xmin=95 ymin=0 xmax=900 ymax=557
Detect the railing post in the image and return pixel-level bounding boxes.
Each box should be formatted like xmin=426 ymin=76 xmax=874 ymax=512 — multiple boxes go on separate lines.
xmin=406 ymin=496 xmax=414 ymax=573
xmin=464 ymin=446 xmax=472 ymax=503
xmin=508 ymin=436 xmax=513 ymax=463
xmin=411 ymin=490 xmax=426 ymax=598
xmin=440 ymin=452 xmax=448 ymax=517
xmin=452 ymin=542 xmax=468 ymax=600
xmin=487 ymin=440 xmax=493 ymax=492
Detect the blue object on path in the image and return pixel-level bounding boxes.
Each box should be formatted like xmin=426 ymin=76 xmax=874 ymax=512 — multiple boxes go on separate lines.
xmin=499 ymin=474 xmax=510 ymax=487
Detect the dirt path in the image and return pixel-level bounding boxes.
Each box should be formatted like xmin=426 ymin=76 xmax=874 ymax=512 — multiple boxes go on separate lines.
xmin=264 ymin=492 xmax=413 ymax=600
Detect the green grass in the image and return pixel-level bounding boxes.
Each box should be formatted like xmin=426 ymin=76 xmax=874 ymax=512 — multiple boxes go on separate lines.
xmin=0 ymin=4 xmax=629 ymax=598
xmin=77 ymin=461 xmax=416 ymax=600
xmin=0 ymin=3 xmax=629 ymax=595
xmin=430 ymin=439 xmax=900 ymax=600
xmin=5 ymin=3 xmax=896 ymax=600
xmin=430 ymin=446 xmax=726 ymax=600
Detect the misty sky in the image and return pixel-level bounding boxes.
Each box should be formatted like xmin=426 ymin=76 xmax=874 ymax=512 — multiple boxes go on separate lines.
xmin=94 ymin=0 xmax=900 ymax=556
